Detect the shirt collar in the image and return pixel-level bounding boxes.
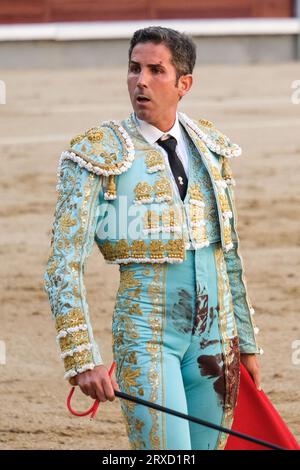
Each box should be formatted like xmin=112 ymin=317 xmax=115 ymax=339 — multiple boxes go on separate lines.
xmin=134 ymin=112 xmax=182 ymax=145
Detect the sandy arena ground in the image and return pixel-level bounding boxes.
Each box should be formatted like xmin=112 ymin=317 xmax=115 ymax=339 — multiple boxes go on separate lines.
xmin=0 ymin=63 xmax=300 ymax=450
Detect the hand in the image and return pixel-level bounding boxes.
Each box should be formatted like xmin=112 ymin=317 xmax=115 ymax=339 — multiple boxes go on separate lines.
xmin=240 ymin=353 xmax=262 ymax=391
xmin=70 ymin=365 xmax=120 ymax=402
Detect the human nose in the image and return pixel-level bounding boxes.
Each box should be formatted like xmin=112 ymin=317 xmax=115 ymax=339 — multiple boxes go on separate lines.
xmin=136 ymin=68 xmax=149 ymax=88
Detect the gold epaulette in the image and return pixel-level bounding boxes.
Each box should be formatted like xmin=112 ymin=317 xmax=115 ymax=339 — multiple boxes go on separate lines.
xmin=60 ymin=120 xmax=135 ymax=177
xmin=197 ymin=118 xmax=242 ymax=159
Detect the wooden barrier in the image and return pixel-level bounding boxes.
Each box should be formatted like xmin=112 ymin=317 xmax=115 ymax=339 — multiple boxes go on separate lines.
xmin=0 ymin=0 xmax=295 ymax=24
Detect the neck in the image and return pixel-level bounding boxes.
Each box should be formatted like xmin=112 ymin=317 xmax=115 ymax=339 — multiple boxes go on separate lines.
xmin=135 ymin=112 xmax=176 ymax=133
xmin=147 ymin=114 xmax=177 ymax=133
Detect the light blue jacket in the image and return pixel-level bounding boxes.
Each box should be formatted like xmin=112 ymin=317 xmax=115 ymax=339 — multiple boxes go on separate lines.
xmin=44 ymin=112 xmax=261 ymax=379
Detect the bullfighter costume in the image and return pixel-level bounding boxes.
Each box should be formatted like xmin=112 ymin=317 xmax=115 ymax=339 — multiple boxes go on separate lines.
xmin=44 ymin=111 xmax=263 ymax=450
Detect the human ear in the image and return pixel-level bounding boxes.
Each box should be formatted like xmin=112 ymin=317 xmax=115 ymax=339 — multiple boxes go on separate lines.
xmin=178 ymin=74 xmax=193 ymax=98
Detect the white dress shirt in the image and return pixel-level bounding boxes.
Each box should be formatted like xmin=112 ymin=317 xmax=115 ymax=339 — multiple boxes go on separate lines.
xmin=134 ymin=113 xmax=189 ymax=194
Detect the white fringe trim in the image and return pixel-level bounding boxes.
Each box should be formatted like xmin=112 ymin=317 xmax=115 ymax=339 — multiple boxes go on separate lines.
xmin=254 ymin=327 xmax=260 ymax=335
xmin=180 ymin=112 xmax=242 ymax=158
xmin=59 ymin=147 xmax=135 ymax=178
xmin=143 ymin=226 xmax=182 ymax=234
xmin=224 ymin=242 xmax=234 ymax=252
xmin=61 ymin=343 xmax=92 ymax=359
xmin=134 ymin=197 xmax=154 ymax=205
xmin=106 ymin=256 xmax=184 ymax=264
xmin=215 ymin=180 xmax=228 ymax=189
xmin=142 ymin=227 xmax=160 ymax=234
xmin=147 ymin=164 xmax=166 ymax=173
xmin=189 ymin=199 xmax=205 ymax=207
xmin=155 ymin=195 xmax=172 ymax=203
xmin=104 ymin=192 xmax=117 ymax=200
xmin=225 ymin=178 xmax=236 ymax=186
xmin=250 ymin=307 xmax=255 ymax=316
xmin=193 ymin=240 xmax=210 ymax=249
xmin=56 ymin=324 xmax=88 ymax=340
xmin=222 ymin=211 xmax=233 ymax=220
xmin=102 ymin=119 xmax=135 ymax=154
xmin=190 ymin=220 xmax=206 ymax=228
xmin=64 ymin=362 xmax=95 ymax=380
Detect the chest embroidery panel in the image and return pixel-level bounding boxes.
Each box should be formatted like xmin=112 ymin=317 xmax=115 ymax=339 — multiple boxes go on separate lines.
xmin=180 ymin=119 xmax=235 ymax=253
xmin=181 ymin=128 xmax=222 ymax=248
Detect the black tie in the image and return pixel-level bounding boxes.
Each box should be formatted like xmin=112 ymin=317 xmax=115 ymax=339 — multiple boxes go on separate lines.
xmin=157 ymin=135 xmax=188 ymax=201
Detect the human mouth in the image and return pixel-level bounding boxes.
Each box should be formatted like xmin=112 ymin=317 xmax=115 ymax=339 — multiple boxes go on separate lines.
xmin=136 ymin=95 xmax=151 ymax=104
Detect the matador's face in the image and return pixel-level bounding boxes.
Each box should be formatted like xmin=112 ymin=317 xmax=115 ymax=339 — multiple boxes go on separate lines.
xmin=127 ymin=42 xmax=192 ymax=132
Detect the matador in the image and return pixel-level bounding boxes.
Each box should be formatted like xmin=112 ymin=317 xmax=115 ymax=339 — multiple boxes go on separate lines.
xmin=44 ymin=26 xmax=263 ymax=450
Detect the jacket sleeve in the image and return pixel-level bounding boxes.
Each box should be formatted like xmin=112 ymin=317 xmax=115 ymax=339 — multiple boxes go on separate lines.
xmin=222 ymin=157 xmax=262 ymax=355
xmin=44 ymin=156 xmax=104 ymax=380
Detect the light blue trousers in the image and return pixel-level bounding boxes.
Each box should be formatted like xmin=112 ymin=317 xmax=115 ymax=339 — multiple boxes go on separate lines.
xmin=112 ymin=242 xmax=240 ymax=450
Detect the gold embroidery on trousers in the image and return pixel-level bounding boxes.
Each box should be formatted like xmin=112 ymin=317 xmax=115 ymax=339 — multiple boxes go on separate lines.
xmin=214 ymin=246 xmax=240 ymax=450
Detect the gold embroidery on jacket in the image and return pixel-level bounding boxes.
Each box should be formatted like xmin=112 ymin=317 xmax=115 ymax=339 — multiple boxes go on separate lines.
xmin=63 ymin=349 xmax=93 ymax=371
xmin=99 ymin=240 xmax=116 ymax=262
xmin=68 ymin=121 xmax=135 ymax=176
xmin=55 ymin=307 xmax=85 ymax=331
xmin=153 ymin=176 xmax=173 ymax=203
xmin=166 ymin=239 xmax=185 ymax=260
xmin=224 ymin=226 xmax=233 ymax=247
xmin=191 ymin=135 xmax=234 ymax=250
xmin=221 ymin=157 xmax=236 ymax=186
xmin=133 ymin=182 xmax=153 ymax=204
xmin=59 ymin=212 xmax=77 ymax=234
xmin=189 ymin=183 xmax=204 ymax=204
xmin=198 ymin=118 xmax=214 ymax=128
xmin=131 ymin=240 xmax=147 ymax=259
xmin=86 ymin=128 xmax=105 ymax=143
xmin=209 ymin=164 xmax=223 ymax=182
xmin=161 ymin=207 xmax=182 ymax=231
xmin=218 ymin=193 xmax=232 ymax=215
xmin=145 ymin=151 xmax=165 ymax=173
xmin=143 ymin=210 xmax=160 ymax=232
xmin=187 ymin=183 xmax=209 ymax=248
xmin=149 ymin=240 xmax=165 ymax=260
xmin=70 ymin=133 xmax=85 ymax=147
xmin=45 ymin=164 xmax=101 ymax=377
xmin=115 ymin=240 xmax=130 ymax=260
xmin=143 ymin=208 xmax=183 ymax=234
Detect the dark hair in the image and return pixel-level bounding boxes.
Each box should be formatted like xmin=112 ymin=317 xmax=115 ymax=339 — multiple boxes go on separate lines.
xmin=128 ymin=26 xmax=196 ymax=81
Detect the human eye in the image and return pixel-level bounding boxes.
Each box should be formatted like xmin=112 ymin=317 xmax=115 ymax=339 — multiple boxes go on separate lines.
xmin=152 ymin=67 xmax=163 ymax=74
xmin=129 ymin=63 xmax=140 ymax=73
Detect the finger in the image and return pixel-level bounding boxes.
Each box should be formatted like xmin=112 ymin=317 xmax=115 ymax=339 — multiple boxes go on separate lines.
xmin=246 ymin=365 xmax=256 ymax=385
xmin=102 ymin=378 xmax=116 ymax=401
xmin=69 ymin=377 xmax=76 ymax=386
xmin=254 ymin=368 xmax=262 ymax=391
xmin=111 ymin=381 xmax=120 ymax=395
xmin=89 ymin=387 xmax=98 ymax=400
xmin=80 ymin=383 xmax=97 ymax=400
xmin=111 ymin=379 xmax=120 ymax=392
xmin=94 ymin=381 xmax=107 ymax=403
xmin=248 ymin=364 xmax=261 ymax=391
xmin=80 ymin=384 xmax=91 ymax=397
